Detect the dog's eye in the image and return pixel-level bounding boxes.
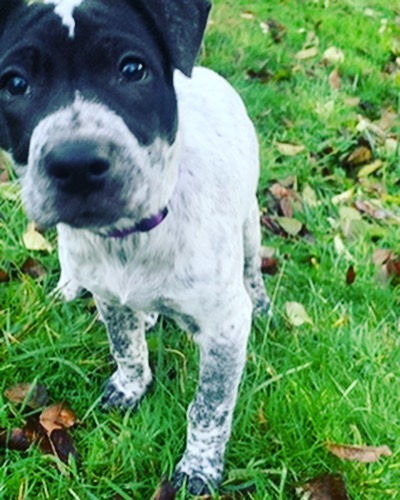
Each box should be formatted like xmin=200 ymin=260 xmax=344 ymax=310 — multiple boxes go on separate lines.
xmin=2 ymin=74 xmax=29 ymax=96
xmin=119 ymin=58 xmax=147 ymax=82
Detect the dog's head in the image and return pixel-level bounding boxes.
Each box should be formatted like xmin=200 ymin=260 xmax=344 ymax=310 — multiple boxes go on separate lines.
xmin=0 ymin=0 xmax=210 ymax=234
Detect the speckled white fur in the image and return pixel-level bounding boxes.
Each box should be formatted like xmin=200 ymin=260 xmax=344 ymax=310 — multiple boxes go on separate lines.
xmin=27 ymin=67 xmax=270 ymax=493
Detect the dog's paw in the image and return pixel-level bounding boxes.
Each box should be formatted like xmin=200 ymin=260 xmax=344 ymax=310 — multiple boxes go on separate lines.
xmin=173 ymin=471 xmax=214 ymax=496
xmin=54 ymin=278 xmax=83 ymax=302
xmin=173 ymin=454 xmax=222 ymax=496
xmin=101 ymin=372 xmax=152 ymax=410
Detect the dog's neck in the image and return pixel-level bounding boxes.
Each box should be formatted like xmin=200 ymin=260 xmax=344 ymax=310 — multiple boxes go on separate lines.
xmin=104 ymin=207 xmax=169 ymax=239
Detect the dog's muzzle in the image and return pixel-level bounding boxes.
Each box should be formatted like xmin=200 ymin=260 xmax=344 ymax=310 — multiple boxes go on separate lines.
xmin=45 ymin=140 xmax=110 ymax=194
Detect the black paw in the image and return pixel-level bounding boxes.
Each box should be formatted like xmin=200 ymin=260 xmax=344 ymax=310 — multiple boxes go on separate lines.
xmin=173 ymin=471 xmax=214 ymax=496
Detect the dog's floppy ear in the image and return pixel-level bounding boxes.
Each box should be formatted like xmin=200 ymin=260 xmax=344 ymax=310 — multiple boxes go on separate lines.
xmin=0 ymin=0 xmax=26 ymax=152
xmin=0 ymin=0 xmax=25 ymax=34
xmin=133 ymin=0 xmax=211 ymax=77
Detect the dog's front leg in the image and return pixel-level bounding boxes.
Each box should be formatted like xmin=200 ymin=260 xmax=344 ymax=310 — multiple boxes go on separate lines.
xmin=95 ymin=298 xmax=152 ymax=409
xmin=174 ymin=290 xmax=252 ymax=495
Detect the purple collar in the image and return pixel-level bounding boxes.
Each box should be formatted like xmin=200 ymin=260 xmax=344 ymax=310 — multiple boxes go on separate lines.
xmin=105 ymin=207 xmax=169 ymax=239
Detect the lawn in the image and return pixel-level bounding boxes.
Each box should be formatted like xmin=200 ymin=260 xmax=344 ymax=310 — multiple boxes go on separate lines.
xmin=1 ymin=0 xmax=399 ymax=498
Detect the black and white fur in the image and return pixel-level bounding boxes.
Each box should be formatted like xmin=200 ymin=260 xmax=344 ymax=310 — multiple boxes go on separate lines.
xmin=0 ymin=0 xmax=270 ymax=493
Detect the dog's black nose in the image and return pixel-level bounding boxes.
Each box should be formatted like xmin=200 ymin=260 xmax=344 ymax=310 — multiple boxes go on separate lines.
xmin=45 ymin=141 xmax=110 ymax=194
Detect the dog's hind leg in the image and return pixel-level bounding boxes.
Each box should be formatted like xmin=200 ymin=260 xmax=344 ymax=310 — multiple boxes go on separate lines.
xmin=243 ymin=197 xmax=271 ymax=316
xmin=95 ymin=299 xmax=152 ymax=409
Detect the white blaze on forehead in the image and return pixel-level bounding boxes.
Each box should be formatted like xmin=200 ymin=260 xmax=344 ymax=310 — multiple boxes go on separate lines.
xmin=44 ymin=0 xmax=84 ymax=38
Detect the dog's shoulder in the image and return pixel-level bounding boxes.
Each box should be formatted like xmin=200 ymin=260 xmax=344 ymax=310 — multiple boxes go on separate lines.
xmin=174 ymin=67 xmax=249 ymax=124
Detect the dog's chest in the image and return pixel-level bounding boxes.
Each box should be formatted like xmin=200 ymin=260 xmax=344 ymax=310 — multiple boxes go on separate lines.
xmin=58 ymin=226 xmax=181 ymax=310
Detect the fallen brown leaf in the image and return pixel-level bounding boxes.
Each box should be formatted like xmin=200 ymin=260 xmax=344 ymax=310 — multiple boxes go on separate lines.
xmin=40 ymin=403 xmax=78 ymax=434
xmin=327 ymin=442 xmax=392 ymax=463
xmin=373 ymin=248 xmax=393 ymax=267
xmin=21 ymin=258 xmax=47 ymax=279
xmin=152 ymin=479 xmax=177 ymax=500
xmin=260 ymin=215 xmax=287 ymax=237
xmin=329 ymin=69 xmax=341 ymax=90
xmin=387 ymin=257 xmax=400 ymax=284
xmin=0 ymin=428 xmax=31 ymax=452
xmin=23 ymin=416 xmax=53 ymax=454
xmin=375 ymin=108 xmax=398 ymax=133
xmin=0 ymin=268 xmax=10 ymax=283
xmin=346 ymin=265 xmax=356 ymax=285
xmin=373 ymin=249 xmax=400 ymax=285
xmin=297 ymin=473 xmax=349 ymax=500
xmin=345 ymin=145 xmax=373 ymax=167
xmin=269 ymin=182 xmax=303 ymax=218
xmin=5 ymin=383 xmax=49 ymax=409
xmin=49 ymin=429 xmax=81 ymax=466
xmin=354 ymin=200 xmax=389 ymax=221
xmin=261 ymin=257 xmax=279 ymax=275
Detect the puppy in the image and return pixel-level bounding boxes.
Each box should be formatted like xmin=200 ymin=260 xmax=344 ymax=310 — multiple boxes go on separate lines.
xmin=0 ymin=0 xmax=270 ymax=493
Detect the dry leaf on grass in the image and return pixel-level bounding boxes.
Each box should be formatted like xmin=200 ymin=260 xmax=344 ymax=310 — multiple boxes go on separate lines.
xmin=5 ymin=383 xmax=49 ymax=409
xmin=357 ymin=160 xmax=383 ymax=178
xmin=327 ymin=442 xmax=392 ymax=462
xmin=261 ymin=257 xmax=280 ymax=275
xmin=334 ymin=235 xmax=354 ymax=262
xmin=0 ymin=428 xmax=31 ymax=452
xmin=48 ymin=429 xmax=80 ymax=465
xmin=0 ymin=269 xmax=11 ymax=283
xmin=322 ymin=46 xmax=345 ymax=65
xmin=40 ymin=403 xmax=78 ymax=434
xmin=295 ymin=47 xmax=318 ymax=60
xmin=373 ymin=249 xmax=400 ymax=284
xmin=1 ymin=384 xmax=80 ymax=467
xmin=23 ymin=222 xmax=53 ymax=253
xmin=21 ymin=258 xmax=47 ymax=279
xmin=354 ymin=200 xmax=391 ymax=221
xmin=151 ymin=479 xmax=177 ymax=500
xmin=276 ymin=217 xmax=303 ymax=236
xmin=276 ymin=142 xmax=305 ymax=156
xmin=302 ymin=185 xmax=319 ymax=207
xmin=286 ymin=302 xmax=313 ymax=326
xmin=240 ymin=11 xmax=255 ymax=20
xmin=346 ymin=265 xmax=356 ymax=285
xmin=296 ymin=473 xmax=349 ymax=500
xmin=329 ymin=69 xmax=341 ymax=90
xmin=269 ymin=182 xmax=303 ymax=218
xmin=260 ymin=215 xmax=287 ymax=237
xmin=344 ymin=145 xmax=373 ymax=167
xmin=385 ymin=138 xmax=398 ymax=156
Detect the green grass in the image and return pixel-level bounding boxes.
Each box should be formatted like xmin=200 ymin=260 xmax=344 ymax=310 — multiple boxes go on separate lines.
xmin=1 ymin=0 xmax=400 ymax=498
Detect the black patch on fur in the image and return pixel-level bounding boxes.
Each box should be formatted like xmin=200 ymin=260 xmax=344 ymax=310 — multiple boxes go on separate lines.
xmin=0 ymin=0 xmax=180 ymax=162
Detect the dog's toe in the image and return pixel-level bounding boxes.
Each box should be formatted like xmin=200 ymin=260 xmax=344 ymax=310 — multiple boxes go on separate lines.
xmin=100 ymin=377 xmax=150 ymax=410
xmin=173 ymin=471 xmax=213 ymax=496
